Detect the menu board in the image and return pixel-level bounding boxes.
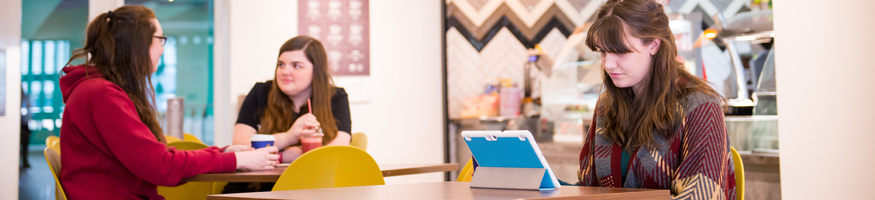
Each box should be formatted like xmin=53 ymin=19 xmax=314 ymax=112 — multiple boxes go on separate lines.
xmin=0 ymin=49 xmax=5 ymax=116
xmin=298 ymin=0 xmax=370 ymax=76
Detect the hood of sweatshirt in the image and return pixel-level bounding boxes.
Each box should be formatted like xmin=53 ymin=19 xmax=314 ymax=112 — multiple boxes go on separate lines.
xmin=60 ymin=65 xmax=104 ymax=103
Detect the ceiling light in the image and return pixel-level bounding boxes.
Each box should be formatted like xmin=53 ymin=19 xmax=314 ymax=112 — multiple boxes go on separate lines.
xmin=704 ymin=28 xmax=718 ymax=40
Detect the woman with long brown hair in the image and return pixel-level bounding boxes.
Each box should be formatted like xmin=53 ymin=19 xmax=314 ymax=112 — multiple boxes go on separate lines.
xmin=232 ymin=36 xmax=351 ymax=163
xmin=576 ymin=0 xmax=736 ymax=199
xmin=225 ymin=36 xmax=351 ymax=192
xmin=59 ymin=5 xmax=278 ymax=199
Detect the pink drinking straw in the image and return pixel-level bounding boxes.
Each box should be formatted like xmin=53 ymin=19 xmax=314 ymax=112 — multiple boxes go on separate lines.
xmin=307 ymin=99 xmax=315 ymax=131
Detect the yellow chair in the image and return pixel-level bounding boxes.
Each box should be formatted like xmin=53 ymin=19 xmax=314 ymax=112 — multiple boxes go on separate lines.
xmin=46 ymin=136 xmax=61 ymax=155
xmin=166 ymin=140 xmax=228 ymax=194
xmin=211 ymin=182 xmax=229 ymax=195
xmin=46 ymin=136 xmax=65 ymax=200
xmin=272 ymin=146 xmax=385 ymax=191
xmin=157 ymin=141 xmax=217 ymax=200
xmin=349 ymin=132 xmax=368 ymax=151
xmin=167 ymin=141 xmax=209 ymax=150
xmin=730 ymin=147 xmax=745 ymax=200
xmin=46 ymin=135 xmax=59 ymax=145
xmin=165 ymin=135 xmax=182 ymax=143
xmin=456 ymin=158 xmax=474 ymax=182
xmin=183 ymin=133 xmax=204 ymax=143
xmin=44 ymin=148 xmax=68 ymax=200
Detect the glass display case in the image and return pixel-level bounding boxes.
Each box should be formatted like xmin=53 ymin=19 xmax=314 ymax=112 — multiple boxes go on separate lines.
xmin=696 ymin=9 xmax=778 ymax=154
xmin=536 ymin=10 xmax=779 ymax=154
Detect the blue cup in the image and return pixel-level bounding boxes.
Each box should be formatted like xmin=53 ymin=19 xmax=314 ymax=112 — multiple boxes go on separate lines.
xmin=251 ymin=134 xmax=276 ymax=149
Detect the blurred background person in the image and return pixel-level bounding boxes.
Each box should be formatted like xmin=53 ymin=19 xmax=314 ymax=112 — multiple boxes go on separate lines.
xmin=19 ymin=87 xmax=31 ymax=169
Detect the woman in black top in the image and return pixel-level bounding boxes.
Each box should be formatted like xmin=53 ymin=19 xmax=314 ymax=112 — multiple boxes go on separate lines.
xmin=233 ymin=36 xmax=351 ymax=163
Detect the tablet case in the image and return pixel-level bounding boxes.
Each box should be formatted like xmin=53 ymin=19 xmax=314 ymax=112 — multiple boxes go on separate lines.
xmin=463 ymin=130 xmax=561 ymax=190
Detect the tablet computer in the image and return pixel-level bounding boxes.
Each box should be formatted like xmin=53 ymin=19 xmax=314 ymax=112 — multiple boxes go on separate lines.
xmin=462 ymin=130 xmax=560 ymax=190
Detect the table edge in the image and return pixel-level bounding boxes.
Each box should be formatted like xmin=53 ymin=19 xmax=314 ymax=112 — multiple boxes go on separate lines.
xmin=186 ymin=163 xmax=460 ymax=182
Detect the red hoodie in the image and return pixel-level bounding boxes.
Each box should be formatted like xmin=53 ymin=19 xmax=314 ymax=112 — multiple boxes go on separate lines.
xmin=59 ymin=66 xmax=237 ymax=200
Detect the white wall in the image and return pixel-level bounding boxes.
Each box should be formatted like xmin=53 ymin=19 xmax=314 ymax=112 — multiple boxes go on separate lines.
xmin=89 ymin=0 xmax=124 ymax=21
xmin=343 ymin=0 xmax=444 ymax=184
xmin=0 ymin=0 xmax=21 ymax=198
xmin=213 ymin=0 xmax=298 ymax=147
xmin=774 ymin=0 xmax=875 ymax=199
xmin=215 ymin=0 xmax=445 ymax=184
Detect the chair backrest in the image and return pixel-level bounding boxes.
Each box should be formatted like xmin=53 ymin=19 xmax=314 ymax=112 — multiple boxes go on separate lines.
xmin=272 ymin=146 xmax=385 ymax=191
xmin=165 ymin=135 xmax=182 ymax=143
xmin=46 ymin=135 xmax=59 ymax=146
xmin=183 ymin=133 xmax=204 ymax=143
xmin=46 ymin=136 xmax=61 ymax=155
xmin=730 ymin=147 xmax=745 ymax=200
xmin=168 ymin=141 xmax=209 ymax=150
xmin=456 ymin=158 xmax=474 ymax=182
xmin=44 ymin=148 xmax=68 ymax=200
xmin=349 ymin=132 xmax=368 ymax=151
xmin=157 ymin=141 xmax=215 ymax=200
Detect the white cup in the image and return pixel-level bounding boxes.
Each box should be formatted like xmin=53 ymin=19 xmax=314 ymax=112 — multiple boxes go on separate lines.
xmin=250 ymin=134 xmax=276 ymax=149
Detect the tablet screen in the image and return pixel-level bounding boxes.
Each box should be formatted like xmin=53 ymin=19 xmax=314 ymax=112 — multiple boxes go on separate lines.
xmin=463 ymin=130 xmax=559 ymax=189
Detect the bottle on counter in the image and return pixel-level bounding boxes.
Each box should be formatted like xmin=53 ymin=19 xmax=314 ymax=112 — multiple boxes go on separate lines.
xmin=500 ymin=83 xmax=522 ymax=118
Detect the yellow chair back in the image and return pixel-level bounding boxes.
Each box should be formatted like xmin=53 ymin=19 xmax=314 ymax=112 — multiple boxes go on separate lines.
xmin=167 ymin=141 xmax=209 ymax=150
xmin=211 ymin=182 xmax=229 ymax=195
xmin=165 ymin=135 xmax=182 ymax=143
xmin=730 ymin=147 xmax=745 ymax=200
xmin=456 ymin=158 xmax=474 ymax=182
xmin=157 ymin=141 xmax=216 ymax=200
xmin=44 ymin=148 xmax=68 ymax=200
xmin=349 ymin=132 xmax=368 ymax=151
xmin=272 ymin=146 xmax=385 ymax=191
xmin=46 ymin=136 xmax=61 ymax=155
xmin=183 ymin=133 xmax=204 ymax=143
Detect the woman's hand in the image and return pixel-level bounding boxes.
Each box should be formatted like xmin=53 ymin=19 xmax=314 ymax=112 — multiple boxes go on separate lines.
xmin=286 ymin=113 xmax=320 ymax=138
xmin=224 ymin=145 xmax=254 ymax=153
xmin=234 ymin=146 xmax=280 ymax=171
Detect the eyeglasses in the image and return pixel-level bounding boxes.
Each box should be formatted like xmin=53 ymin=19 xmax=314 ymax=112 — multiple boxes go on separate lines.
xmin=153 ymin=36 xmax=167 ymax=46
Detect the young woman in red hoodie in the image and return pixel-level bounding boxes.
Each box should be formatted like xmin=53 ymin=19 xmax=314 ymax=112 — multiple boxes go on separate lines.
xmin=58 ymin=5 xmax=279 ymax=199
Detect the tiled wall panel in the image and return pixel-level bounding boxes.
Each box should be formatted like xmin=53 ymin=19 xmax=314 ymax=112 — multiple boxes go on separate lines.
xmin=446 ymin=0 xmax=752 ymax=118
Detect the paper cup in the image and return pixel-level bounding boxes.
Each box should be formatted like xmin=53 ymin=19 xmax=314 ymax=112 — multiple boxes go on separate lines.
xmin=251 ymin=134 xmax=276 ymax=149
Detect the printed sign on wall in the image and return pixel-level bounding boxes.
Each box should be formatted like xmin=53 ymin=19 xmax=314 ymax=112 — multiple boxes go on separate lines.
xmin=299 ymin=0 xmax=370 ymax=76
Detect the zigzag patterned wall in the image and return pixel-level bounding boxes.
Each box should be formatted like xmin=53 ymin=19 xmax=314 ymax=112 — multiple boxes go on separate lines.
xmin=446 ymin=0 xmax=753 ymax=118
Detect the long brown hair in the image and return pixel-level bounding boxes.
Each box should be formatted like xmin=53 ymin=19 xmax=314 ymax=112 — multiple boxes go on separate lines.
xmin=585 ymin=0 xmax=720 ymax=151
xmin=258 ymin=36 xmax=338 ymax=144
xmin=63 ymin=5 xmax=166 ymax=143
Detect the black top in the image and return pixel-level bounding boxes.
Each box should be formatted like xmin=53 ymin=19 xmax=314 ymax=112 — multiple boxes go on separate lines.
xmin=236 ymin=81 xmax=351 ymax=134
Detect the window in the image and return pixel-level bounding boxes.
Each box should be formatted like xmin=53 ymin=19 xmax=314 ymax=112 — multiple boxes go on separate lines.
xmin=130 ymin=0 xmax=217 ymax=145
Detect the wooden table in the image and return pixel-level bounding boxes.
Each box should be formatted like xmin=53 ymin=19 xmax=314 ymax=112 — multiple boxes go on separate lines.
xmin=207 ymin=182 xmax=670 ymax=200
xmin=183 ymin=163 xmax=458 ymax=182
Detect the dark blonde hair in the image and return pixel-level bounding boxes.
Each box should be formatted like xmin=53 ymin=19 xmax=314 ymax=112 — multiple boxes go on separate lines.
xmin=258 ymin=36 xmax=338 ymax=144
xmin=585 ymin=0 xmax=720 ymax=151
xmin=64 ymin=5 xmax=166 ymax=143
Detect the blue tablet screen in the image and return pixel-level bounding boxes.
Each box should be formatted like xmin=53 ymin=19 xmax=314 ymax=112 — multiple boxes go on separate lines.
xmin=465 ymin=136 xmax=556 ymax=189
